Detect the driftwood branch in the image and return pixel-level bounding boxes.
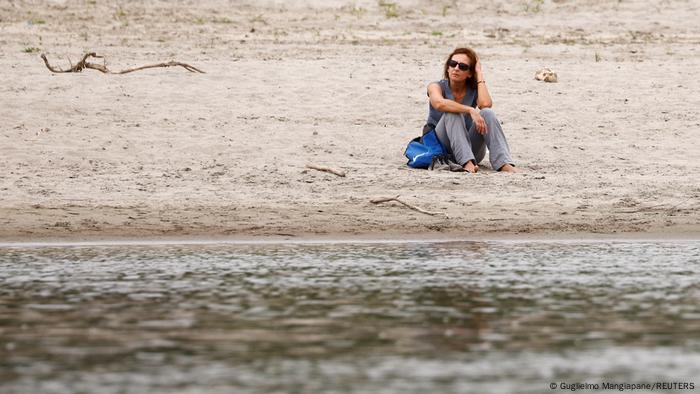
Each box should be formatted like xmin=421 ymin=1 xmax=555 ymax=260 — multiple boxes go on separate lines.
xmin=305 ymin=164 xmax=346 ymax=177
xmin=116 ymin=61 xmax=204 ymax=74
xmin=370 ymin=195 xmax=449 ymax=219
xmin=41 ymin=53 xmax=205 ymax=74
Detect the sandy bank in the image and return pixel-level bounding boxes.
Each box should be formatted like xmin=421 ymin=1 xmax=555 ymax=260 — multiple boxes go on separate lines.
xmin=1 ymin=0 xmax=699 ymax=241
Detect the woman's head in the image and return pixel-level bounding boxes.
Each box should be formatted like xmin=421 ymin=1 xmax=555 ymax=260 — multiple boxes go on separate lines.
xmin=443 ymin=47 xmax=478 ymax=88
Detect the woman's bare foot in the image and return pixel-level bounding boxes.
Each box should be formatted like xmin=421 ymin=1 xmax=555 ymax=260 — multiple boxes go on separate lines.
xmin=498 ymin=164 xmax=520 ymax=173
xmin=464 ymin=161 xmax=479 ymax=173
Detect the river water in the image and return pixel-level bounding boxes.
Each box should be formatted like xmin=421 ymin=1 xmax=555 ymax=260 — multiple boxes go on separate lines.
xmin=1 ymin=240 xmax=699 ymax=393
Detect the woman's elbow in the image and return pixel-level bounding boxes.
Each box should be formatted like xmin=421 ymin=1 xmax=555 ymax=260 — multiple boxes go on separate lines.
xmin=478 ymin=100 xmax=493 ymax=109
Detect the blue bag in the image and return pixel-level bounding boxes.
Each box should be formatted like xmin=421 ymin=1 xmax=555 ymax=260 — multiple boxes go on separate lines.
xmin=404 ymin=130 xmax=446 ymax=168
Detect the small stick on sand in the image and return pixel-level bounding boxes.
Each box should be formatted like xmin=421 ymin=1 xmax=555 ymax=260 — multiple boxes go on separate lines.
xmin=41 ymin=53 xmax=205 ymax=74
xmin=305 ymin=164 xmax=346 ymax=177
xmin=370 ymin=195 xmax=449 ymax=219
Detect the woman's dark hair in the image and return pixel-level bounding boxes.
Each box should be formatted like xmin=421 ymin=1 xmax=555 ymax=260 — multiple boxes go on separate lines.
xmin=443 ymin=47 xmax=478 ymax=89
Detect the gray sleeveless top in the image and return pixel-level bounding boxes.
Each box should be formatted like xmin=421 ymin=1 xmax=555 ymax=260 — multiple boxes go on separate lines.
xmin=425 ymin=79 xmax=478 ymax=133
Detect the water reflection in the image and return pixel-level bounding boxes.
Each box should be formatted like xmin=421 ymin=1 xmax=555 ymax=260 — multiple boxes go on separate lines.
xmin=1 ymin=241 xmax=699 ymax=393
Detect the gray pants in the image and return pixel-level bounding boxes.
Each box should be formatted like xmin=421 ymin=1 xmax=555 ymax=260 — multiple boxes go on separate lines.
xmin=434 ymin=109 xmax=514 ymax=170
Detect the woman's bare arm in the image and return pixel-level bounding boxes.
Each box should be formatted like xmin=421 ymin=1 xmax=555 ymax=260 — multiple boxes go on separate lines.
xmin=427 ymin=83 xmax=487 ymax=134
xmin=474 ymin=57 xmax=493 ymax=108
xmin=427 ymin=83 xmax=476 ymax=115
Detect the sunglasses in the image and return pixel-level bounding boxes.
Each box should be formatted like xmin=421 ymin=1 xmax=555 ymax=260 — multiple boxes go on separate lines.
xmin=448 ymin=59 xmax=471 ymax=71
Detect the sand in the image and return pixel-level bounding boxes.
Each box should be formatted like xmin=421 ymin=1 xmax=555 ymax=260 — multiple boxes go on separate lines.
xmin=1 ymin=0 xmax=699 ymax=241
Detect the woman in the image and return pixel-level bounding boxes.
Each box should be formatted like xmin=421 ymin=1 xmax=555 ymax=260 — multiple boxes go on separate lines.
xmin=425 ymin=47 xmax=518 ymax=173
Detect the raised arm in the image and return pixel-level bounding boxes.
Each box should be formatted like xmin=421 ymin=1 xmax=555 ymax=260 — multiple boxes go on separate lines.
xmin=474 ymin=57 xmax=493 ymax=109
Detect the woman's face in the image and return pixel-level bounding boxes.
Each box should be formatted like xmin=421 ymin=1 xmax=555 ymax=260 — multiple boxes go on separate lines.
xmin=447 ymin=53 xmax=472 ymax=83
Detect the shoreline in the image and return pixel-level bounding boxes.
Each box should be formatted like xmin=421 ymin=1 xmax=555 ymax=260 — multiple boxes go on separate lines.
xmin=2 ymin=228 xmax=699 ymax=248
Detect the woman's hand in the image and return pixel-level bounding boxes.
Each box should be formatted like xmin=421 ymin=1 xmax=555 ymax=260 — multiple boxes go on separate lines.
xmin=470 ymin=109 xmax=487 ymax=135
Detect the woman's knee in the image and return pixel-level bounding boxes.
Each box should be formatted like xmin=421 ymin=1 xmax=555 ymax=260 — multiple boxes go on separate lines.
xmin=443 ymin=112 xmax=462 ymax=120
xmin=441 ymin=112 xmax=467 ymax=132
xmin=480 ymin=108 xmax=498 ymax=122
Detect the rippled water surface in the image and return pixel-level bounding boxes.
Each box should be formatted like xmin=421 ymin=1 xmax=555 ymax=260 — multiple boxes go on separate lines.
xmin=1 ymin=240 xmax=699 ymax=393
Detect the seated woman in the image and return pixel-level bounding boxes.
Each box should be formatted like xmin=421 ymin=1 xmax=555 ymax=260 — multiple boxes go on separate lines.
xmin=425 ymin=47 xmax=518 ymax=173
